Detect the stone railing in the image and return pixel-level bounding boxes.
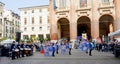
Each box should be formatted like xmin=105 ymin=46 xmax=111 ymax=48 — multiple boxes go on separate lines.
xmin=99 ymin=2 xmax=114 ymax=8
xmin=56 ymin=6 xmax=70 ymax=12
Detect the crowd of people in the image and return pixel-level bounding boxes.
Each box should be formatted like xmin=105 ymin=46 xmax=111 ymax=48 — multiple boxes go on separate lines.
xmin=95 ymin=39 xmax=120 ymax=53
xmin=1 ymin=37 xmax=120 ymax=60
xmin=36 ymin=38 xmax=120 ymax=57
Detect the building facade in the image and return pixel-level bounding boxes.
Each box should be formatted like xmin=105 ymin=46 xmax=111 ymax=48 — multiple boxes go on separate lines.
xmin=3 ymin=9 xmax=20 ymax=39
xmin=19 ymin=5 xmax=50 ymax=41
xmin=49 ymin=0 xmax=116 ymax=42
xmin=0 ymin=2 xmax=5 ymax=38
xmin=0 ymin=2 xmax=20 ymax=40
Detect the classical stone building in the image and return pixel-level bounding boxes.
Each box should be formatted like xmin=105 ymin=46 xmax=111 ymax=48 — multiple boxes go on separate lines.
xmin=0 ymin=2 xmax=20 ymax=40
xmin=0 ymin=2 xmax=5 ymax=38
xmin=3 ymin=9 xmax=20 ymax=39
xmin=19 ymin=5 xmax=50 ymax=41
xmin=49 ymin=0 xmax=117 ymax=42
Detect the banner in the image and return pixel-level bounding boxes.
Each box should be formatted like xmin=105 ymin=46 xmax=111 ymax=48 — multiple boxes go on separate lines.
xmin=82 ymin=33 xmax=87 ymax=39
xmin=53 ymin=0 xmax=57 ymax=9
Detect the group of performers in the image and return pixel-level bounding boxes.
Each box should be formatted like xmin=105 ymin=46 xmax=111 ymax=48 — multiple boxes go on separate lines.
xmin=39 ymin=39 xmax=94 ymax=57
xmin=10 ymin=41 xmax=34 ymax=60
xmin=39 ymin=41 xmax=72 ymax=57
xmin=10 ymin=39 xmax=94 ymax=59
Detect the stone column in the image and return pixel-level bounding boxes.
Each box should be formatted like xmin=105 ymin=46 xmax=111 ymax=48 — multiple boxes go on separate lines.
xmin=91 ymin=0 xmax=99 ymax=39
xmin=69 ymin=0 xmax=77 ymax=48
xmin=91 ymin=21 xmax=99 ymax=39
xmin=114 ymin=0 xmax=120 ymax=31
xmin=49 ymin=0 xmax=58 ymax=42
xmin=70 ymin=22 xmax=77 ymax=41
xmin=70 ymin=0 xmax=77 ymax=41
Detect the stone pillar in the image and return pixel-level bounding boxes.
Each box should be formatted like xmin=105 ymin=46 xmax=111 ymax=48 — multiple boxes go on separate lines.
xmin=70 ymin=0 xmax=77 ymax=41
xmin=91 ymin=0 xmax=99 ymax=39
xmin=69 ymin=0 xmax=77 ymax=48
xmin=114 ymin=0 xmax=120 ymax=31
xmin=70 ymin=22 xmax=77 ymax=41
xmin=49 ymin=0 xmax=58 ymax=42
xmin=91 ymin=21 xmax=99 ymax=39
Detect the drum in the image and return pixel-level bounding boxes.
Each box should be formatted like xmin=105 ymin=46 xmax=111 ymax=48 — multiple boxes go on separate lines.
xmin=14 ymin=49 xmax=19 ymax=57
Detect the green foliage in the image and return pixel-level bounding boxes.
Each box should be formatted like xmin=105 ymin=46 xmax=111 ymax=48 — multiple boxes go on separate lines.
xmin=0 ymin=37 xmax=7 ymax=41
xmin=38 ymin=37 xmax=44 ymax=43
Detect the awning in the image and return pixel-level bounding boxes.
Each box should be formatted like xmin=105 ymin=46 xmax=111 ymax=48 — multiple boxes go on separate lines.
xmin=0 ymin=39 xmax=15 ymax=45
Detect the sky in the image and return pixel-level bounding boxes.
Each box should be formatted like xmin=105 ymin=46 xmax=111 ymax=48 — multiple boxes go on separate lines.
xmin=0 ymin=0 xmax=49 ymax=14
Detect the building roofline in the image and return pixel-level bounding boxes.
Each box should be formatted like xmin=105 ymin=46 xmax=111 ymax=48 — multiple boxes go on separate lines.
xmin=0 ymin=2 xmax=5 ymax=5
xmin=19 ymin=5 xmax=49 ymax=10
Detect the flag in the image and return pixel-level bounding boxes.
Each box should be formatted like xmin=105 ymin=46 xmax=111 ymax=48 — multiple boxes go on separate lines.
xmin=97 ymin=37 xmax=102 ymax=44
xmin=53 ymin=0 xmax=57 ymax=9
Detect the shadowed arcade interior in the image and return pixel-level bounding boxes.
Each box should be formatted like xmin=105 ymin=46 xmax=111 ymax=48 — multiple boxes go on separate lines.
xmin=99 ymin=14 xmax=114 ymax=37
xmin=57 ymin=18 xmax=70 ymax=39
xmin=77 ymin=16 xmax=91 ymax=39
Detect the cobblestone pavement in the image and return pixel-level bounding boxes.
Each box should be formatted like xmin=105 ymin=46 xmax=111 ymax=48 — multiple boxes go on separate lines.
xmin=0 ymin=49 xmax=120 ymax=64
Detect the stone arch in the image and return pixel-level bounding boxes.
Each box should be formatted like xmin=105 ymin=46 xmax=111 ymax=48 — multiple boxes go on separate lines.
xmin=99 ymin=14 xmax=114 ymax=41
xmin=57 ymin=18 xmax=70 ymax=40
xmin=77 ymin=16 xmax=91 ymax=40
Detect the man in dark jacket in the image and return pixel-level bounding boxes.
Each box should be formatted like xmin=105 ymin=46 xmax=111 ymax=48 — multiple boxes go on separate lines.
xmin=10 ymin=41 xmax=16 ymax=60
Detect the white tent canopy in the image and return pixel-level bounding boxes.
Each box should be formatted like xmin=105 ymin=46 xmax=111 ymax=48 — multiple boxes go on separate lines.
xmin=0 ymin=39 xmax=15 ymax=45
xmin=108 ymin=29 xmax=120 ymax=37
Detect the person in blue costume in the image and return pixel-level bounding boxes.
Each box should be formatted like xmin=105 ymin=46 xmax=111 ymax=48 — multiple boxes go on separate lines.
xmin=88 ymin=41 xmax=93 ymax=56
xmin=52 ymin=43 xmax=55 ymax=57
xmin=55 ymin=42 xmax=59 ymax=54
xmin=68 ymin=42 xmax=72 ymax=55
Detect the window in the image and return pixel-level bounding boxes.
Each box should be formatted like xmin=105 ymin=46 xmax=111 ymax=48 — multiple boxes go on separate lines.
xmin=0 ymin=19 xmax=2 ymax=24
xmin=39 ymin=9 xmax=42 ymax=12
xmin=30 ymin=35 xmax=36 ymax=41
xmin=39 ymin=27 xmax=42 ymax=30
xmin=24 ymin=18 xmax=27 ymax=25
xmin=38 ymin=34 xmax=44 ymax=39
xmin=6 ymin=21 xmax=8 ymax=25
xmin=24 ymin=27 xmax=27 ymax=31
xmin=24 ymin=11 xmax=27 ymax=14
xmin=59 ymin=0 xmax=66 ymax=9
xmin=32 ymin=17 xmax=34 ymax=24
xmin=32 ymin=10 xmax=34 ymax=13
xmin=32 ymin=27 xmax=34 ymax=31
xmin=0 ymin=12 xmax=2 ymax=16
xmin=47 ymin=8 xmax=49 ymax=11
xmin=12 ymin=27 xmax=14 ymax=33
xmin=47 ymin=16 xmax=49 ymax=23
xmin=46 ymin=34 xmax=50 ymax=39
xmin=6 ymin=26 xmax=8 ymax=33
xmin=23 ymin=35 xmax=29 ymax=40
xmin=39 ymin=16 xmax=42 ymax=24
xmin=47 ymin=26 xmax=50 ymax=30
xmin=0 ymin=33 xmax=2 ymax=37
xmin=102 ymin=0 xmax=109 ymax=3
xmin=80 ymin=0 xmax=87 ymax=7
